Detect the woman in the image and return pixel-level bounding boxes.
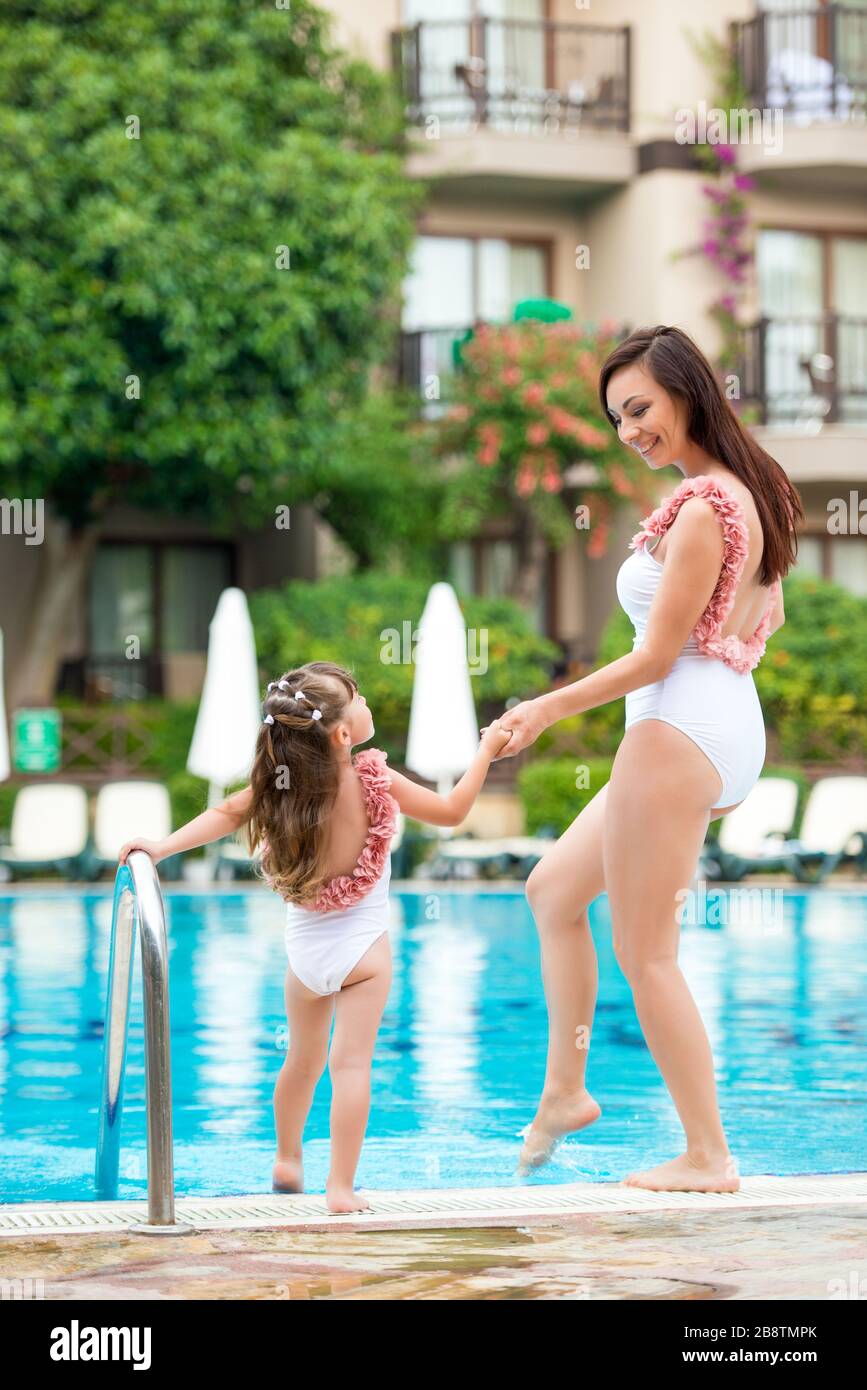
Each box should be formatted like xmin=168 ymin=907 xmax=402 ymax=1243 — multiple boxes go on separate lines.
xmin=489 ymin=324 xmax=804 ymax=1192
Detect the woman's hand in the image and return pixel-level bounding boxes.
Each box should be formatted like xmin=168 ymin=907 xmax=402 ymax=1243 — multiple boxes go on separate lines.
xmin=118 ymin=837 xmax=169 ymax=866
xmin=479 ymin=718 xmax=513 ymax=759
xmin=481 ymin=699 xmax=549 ymax=760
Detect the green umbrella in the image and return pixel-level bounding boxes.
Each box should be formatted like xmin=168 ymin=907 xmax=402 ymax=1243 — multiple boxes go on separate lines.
xmin=513 ymin=297 xmax=573 ymax=323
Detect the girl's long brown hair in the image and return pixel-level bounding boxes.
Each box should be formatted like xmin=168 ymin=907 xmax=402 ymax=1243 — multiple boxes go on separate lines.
xmin=599 ymin=325 xmax=804 ymax=586
xmin=245 ymin=660 xmax=359 ymax=906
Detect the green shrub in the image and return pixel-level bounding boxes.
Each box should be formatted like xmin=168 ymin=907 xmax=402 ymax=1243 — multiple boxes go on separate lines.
xmin=517 ymin=756 xmax=613 ymax=837
xmin=756 ymin=575 xmax=867 ymax=761
xmin=249 ymin=570 xmax=561 ymax=762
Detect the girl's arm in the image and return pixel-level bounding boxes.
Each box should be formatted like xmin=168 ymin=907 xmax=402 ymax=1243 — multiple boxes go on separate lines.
xmin=118 ymin=786 xmax=254 ymax=865
xmin=387 ymin=722 xmax=511 ymax=828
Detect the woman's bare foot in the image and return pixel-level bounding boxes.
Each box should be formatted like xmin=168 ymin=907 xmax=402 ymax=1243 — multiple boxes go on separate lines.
xmin=272 ymin=1156 xmax=304 ymax=1194
xmin=517 ymin=1087 xmax=602 ymax=1173
xmin=326 ymin=1182 xmax=371 ymax=1214
xmin=622 ymin=1149 xmax=739 ymax=1193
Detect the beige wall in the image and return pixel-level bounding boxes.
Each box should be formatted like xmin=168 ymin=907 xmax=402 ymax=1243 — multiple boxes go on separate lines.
xmin=324 ymin=0 xmax=399 ymax=67
xmin=583 ymin=171 xmax=724 ymax=352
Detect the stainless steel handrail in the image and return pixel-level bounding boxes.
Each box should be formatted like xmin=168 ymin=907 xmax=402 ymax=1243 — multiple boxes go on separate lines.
xmin=95 ymin=850 xmax=175 ymax=1225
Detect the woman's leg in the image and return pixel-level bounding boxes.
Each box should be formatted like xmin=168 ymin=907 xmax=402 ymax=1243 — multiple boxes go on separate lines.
xmin=326 ymin=932 xmax=393 ymax=1213
xmin=604 ymin=717 xmax=738 ymax=1191
xmin=272 ymin=965 xmax=335 ymax=1192
xmin=519 ymin=782 xmax=607 ymax=1170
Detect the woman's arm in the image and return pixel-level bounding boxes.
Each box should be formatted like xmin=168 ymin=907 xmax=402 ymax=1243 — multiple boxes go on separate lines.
xmin=387 ymin=723 xmax=511 ymax=827
xmin=118 ymin=785 xmax=254 ymax=864
xmin=494 ymin=499 xmax=727 ymax=755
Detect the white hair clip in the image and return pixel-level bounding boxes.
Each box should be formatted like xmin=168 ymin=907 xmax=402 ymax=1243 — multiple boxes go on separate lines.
xmin=278 ymin=680 xmax=290 ymax=690
xmin=311 ymin=709 xmax=322 ymax=720
xmin=263 ymin=713 xmax=275 ymax=724
xmin=267 ymin=682 xmax=276 ymax=692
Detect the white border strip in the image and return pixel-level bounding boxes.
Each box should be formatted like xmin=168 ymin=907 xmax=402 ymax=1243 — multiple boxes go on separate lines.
xmin=2 ymin=1173 xmax=865 ymax=1237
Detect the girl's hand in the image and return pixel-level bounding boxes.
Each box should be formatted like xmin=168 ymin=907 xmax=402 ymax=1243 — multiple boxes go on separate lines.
xmin=482 ymin=700 xmax=548 ymax=760
xmin=118 ymin=837 xmax=168 ymax=866
xmin=479 ymin=718 xmax=513 ymax=758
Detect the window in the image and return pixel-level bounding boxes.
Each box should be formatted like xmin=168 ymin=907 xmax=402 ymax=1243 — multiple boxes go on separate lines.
xmin=756 ymin=229 xmax=867 ymax=424
xmin=87 ymin=542 xmax=233 ymax=698
xmin=792 ymin=532 xmax=867 ymax=598
xmin=401 ymin=233 xmax=548 ymax=404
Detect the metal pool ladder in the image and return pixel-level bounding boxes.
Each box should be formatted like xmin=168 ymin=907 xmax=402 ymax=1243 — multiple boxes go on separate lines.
xmin=95 ymin=850 xmax=175 ymax=1226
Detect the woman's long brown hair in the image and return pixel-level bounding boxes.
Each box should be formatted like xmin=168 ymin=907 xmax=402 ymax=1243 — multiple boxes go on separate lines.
xmin=599 ymin=325 xmax=804 ymax=586
xmin=245 ymin=660 xmax=359 ymax=906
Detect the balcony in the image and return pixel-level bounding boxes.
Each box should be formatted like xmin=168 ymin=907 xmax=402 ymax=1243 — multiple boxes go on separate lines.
xmin=738 ymin=313 xmax=867 ymax=427
xmin=398 ymin=326 xmax=468 ymax=406
xmin=732 ymin=5 xmax=867 ymax=192
xmin=391 ymin=18 xmax=633 ymax=196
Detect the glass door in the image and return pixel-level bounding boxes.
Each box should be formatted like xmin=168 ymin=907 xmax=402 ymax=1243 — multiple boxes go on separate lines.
xmin=757 ymin=229 xmax=824 ymax=424
xmin=831 ymin=237 xmax=867 ymax=423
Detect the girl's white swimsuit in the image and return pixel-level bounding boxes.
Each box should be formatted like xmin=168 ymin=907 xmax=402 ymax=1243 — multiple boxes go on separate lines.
xmin=281 ymin=748 xmax=399 ymax=996
xmin=616 ymin=474 xmax=782 ymax=810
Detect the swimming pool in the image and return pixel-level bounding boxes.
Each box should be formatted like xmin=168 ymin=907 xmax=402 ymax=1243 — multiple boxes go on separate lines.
xmin=1 ymin=885 xmax=865 ymax=1203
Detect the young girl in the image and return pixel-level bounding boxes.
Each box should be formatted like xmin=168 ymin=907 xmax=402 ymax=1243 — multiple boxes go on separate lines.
xmin=118 ymin=659 xmax=511 ymax=1214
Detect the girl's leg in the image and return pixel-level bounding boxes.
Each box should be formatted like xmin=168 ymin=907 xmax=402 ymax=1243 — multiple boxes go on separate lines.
xmin=272 ymin=965 xmax=335 ymax=1192
xmin=519 ymin=783 xmax=607 ymax=1169
xmin=604 ymin=718 xmax=738 ymax=1192
xmin=326 ymin=932 xmax=392 ymax=1213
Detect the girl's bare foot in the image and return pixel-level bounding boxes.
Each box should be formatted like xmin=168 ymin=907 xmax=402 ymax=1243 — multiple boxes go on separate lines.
xmin=272 ymin=1156 xmax=304 ymax=1194
xmin=517 ymin=1087 xmax=602 ymax=1173
xmin=326 ymin=1182 xmax=371 ymax=1214
xmin=622 ymin=1149 xmax=740 ymax=1193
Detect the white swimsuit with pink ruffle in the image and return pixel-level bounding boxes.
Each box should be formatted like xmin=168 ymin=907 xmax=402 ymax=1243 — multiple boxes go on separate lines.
xmin=281 ymin=748 xmax=400 ymax=995
xmin=616 ymin=473 xmax=782 ymax=809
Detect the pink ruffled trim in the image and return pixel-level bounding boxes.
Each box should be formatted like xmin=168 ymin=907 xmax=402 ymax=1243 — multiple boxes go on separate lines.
xmin=308 ymin=748 xmax=398 ymax=914
xmin=628 ymin=473 xmax=781 ymax=674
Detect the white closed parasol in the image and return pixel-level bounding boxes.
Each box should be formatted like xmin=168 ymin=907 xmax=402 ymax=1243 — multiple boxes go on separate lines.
xmin=405 ymin=582 xmax=481 ymax=836
xmin=187 ymin=588 xmax=262 ymax=877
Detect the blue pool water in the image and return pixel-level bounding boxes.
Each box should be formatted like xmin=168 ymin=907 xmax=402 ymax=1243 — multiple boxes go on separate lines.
xmin=0 ymin=885 xmax=865 ymax=1203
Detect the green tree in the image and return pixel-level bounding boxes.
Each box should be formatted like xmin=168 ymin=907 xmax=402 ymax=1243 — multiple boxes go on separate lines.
xmin=0 ymin=0 xmax=425 ymax=702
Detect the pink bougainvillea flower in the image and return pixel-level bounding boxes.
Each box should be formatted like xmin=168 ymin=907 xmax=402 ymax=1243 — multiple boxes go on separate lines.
xmin=522 ymin=382 xmax=546 ymax=407
xmin=501 ymin=365 xmax=522 ymax=387
xmin=516 ymin=457 xmax=538 ymax=496
xmin=526 ymin=421 xmax=550 ymax=446
xmin=576 ymin=420 xmax=609 ymax=449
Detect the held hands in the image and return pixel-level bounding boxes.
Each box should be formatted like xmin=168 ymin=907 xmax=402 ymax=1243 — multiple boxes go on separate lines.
xmin=479 ymin=718 xmax=513 ymax=759
xmin=481 ymin=699 xmax=548 ymax=760
xmin=118 ymin=837 xmax=169 ymax=866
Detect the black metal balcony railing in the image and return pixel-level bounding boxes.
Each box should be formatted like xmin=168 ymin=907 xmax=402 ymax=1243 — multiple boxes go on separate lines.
xmin=391 ymin=18 xmax=630 ymax=132
xmin=58 ymin=654 xmax=165 ymax=701
xmin=399 ymin=326 xmax=469 ymax=401
xmin=733 ymin=4 xmax=867 ymax=121
xmin=738 ymin=313 xmax=867 ymax=425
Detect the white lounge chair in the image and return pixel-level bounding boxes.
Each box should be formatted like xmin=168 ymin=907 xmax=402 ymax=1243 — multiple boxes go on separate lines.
xmin=89 ymin=780 xmax=181 ymax=881
xmin=782 ymin=777 xmax=867 ymax=884
xmin=702 ymin=777 xmax=800 ymax=881
xmin=0 ymin=783 xmax=89 ymax=879
xmin=427 ymin=831 xmax=555 ymax=881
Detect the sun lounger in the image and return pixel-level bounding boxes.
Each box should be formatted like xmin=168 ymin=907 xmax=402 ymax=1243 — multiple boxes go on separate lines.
xmin=0 ymin=783 xmax=90 ymax=879
xmin=779 ymin=777 xmax=867 ymax=884
xmin=427 ymin=833 xmax=555 ymax=881
xmin=701 ymin=777 xmax=800 ymax=881
xmin=88 ymin=781 xmax=182 ymax=881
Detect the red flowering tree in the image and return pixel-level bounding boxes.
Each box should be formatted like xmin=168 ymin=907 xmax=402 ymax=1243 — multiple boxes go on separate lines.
xmin=433 ymin=319 xmax=659 ymax=614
